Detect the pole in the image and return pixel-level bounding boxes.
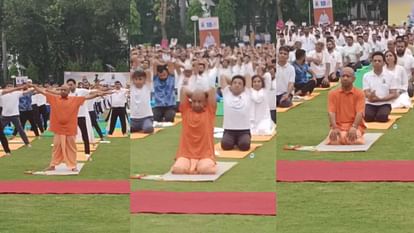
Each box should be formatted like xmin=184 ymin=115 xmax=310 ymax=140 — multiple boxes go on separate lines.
xmin=1 ymin=30 xmax=7 ymax=83
xmin=308 ymin=0 xmax=311 ymax=26
xmin=193 ymin=21 xmax=197 ymax=47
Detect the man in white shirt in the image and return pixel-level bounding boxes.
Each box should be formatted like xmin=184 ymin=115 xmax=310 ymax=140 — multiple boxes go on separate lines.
xmin=276 ymin=46 xmax=295 ymax=110
xmin=326 ymin=39 xmax=342 ymax=82
xmin=108 ymin=81 xmax=128 ymax=136
xmin=0 ymin=85 xmax=28 ymax=155
xmin=395 ymin=40 xmax=414 ymax=97
xmin=342 ymin=36 xmax=362 ymax=70
xmin=300 ymin=27 xmax=316 ymax=53
xmin=357 ymin=35 xmax=372 ymax=66
xmin=130 ymin=70 xmax=154 ymax=134
xmin=307 ymin=41 xmax=330 ymax=88
xmin=363 ymin=52 xmax=399 ymax=122
xmin=1 ymin=83 xmax=31 ymax=147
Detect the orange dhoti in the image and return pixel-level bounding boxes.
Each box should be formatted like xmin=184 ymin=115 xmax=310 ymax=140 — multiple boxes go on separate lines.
xmin=327 ymin=129 xmax=365 ymax=145
xmin=50 ymin=134 xmax=77 ymax=169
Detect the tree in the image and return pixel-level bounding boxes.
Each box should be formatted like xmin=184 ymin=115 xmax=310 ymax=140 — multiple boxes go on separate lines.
xmin=130 ymin=0 xmax=141 ymax=37
xmin=214 ymin=0 xmax=235 ymax=36
xmin=154 ymin=0 xmax=168 ymax=40
xmin=186 ymin=0 xmax=203 ymax=36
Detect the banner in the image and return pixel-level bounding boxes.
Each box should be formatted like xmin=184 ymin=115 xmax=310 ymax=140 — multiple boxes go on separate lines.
xmin=15 ymin=76 xmax=28 ymax=85
xmin=64 ymin=72 xmax=130 ymax=87
xmin=388 ymin=0 xmax=414 ymax=26
xmin=199 ymin=17 xmax=220 ymax=48
xmin=313 ymin=0 xmax=334 ymax=26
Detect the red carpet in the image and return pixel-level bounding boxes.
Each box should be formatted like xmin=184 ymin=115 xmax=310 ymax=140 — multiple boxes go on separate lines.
xmin=0 ymin=180 xmax=130 ymax=194
xmin=131 ymin=191 xmax=277 ymax=216
xmin=277 ymin=160 xmax=414 ymax=182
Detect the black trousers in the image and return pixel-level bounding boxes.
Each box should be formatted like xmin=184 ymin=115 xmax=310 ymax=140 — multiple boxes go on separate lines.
xmin=89 ymin=111 xmax=104 ymax=139
xmin=365 ymin=104 xmax=391 ymax=123
xmin=152 ymin=106 xmax=176 ymax=123
xmin=0 ymin=123 xmax=10 ymax=153
xmin=108 ymin=107 xmax=127 ymax=135
xmin=39 ymin=104 xmax=49 ymax=130
xmin=78 ymin=117 xmax=90 ymax=154
xmin=295 ymin=80 xmax=316 ymax=96
xmin=31 ymin=104 xmax=44 ymax=133
xmin=13 ymin=110 xmax=40 ymax=137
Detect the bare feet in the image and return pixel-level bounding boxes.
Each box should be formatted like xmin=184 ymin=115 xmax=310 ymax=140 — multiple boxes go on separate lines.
xmin=44 ymin=166 xmax=55 ymax=171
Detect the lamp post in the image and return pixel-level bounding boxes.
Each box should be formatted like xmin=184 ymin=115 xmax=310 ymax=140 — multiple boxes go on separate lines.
xmin=191 ymin=15 xmax=199 ymax=47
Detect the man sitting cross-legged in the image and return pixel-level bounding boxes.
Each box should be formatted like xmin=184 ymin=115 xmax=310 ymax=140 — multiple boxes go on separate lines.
xmin=327 ymin=67 xmax=366 ymax=145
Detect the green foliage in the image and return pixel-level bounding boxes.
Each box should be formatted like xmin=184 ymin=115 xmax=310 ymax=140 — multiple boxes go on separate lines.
xmin=130 ymin=0 xmax=141 ymax=37
xmin=186 ymin=0 xmax=203 ymax=36
xmin=3 ymin=0 xmax=128 ymax=83
xmin=8 ymin=64 xmax=18 ymax=78
xmin=214 ymin=0 xmax=236 ymax=36
xmin=65 ymin=60 xmax=82 ymax=72
xmin=115 ymin=60 xmax=129 ymax=72
xmin=26 ymin=62 xmax=39 ymax=82
xmin=90 ymin=59 xmax=104 ymax=72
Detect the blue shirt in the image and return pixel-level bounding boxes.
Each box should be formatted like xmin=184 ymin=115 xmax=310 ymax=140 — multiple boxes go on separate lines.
xmin=153 ymin=74 xmax=176 ymax=107
xmin=293 ymin=62 xmax=310 ymax=84
xmin=19 ymin=92 xmax=33 ymax=111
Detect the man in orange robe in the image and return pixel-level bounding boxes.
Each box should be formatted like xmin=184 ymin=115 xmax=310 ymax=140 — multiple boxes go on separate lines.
xmin=171 ymin=80 xmax=217 ymax=174
xmin=31 ymin=84 xmax=102 ymax=171
xmin=327 ymin=67 xmax=366 ymax=145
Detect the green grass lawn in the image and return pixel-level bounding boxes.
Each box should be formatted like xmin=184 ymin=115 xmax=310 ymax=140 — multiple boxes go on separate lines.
xmin=276 ymin=89 xmax=414 ymax=232
xmin=0 ymin=195 xmax=129 ymax=233
xmin=130 ymin=117 xmax=276 ymax=192
xmin=0 ymin=135 xmax=130 ymax=180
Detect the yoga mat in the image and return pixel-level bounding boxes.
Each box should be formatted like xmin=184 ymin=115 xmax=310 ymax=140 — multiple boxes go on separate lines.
xmin=251 ymin=132 xmax=277 ymax=142
xmin=75 ymin=144 xmax=97 ymax=152
xmin=0 ymin=152 xmax=7 ymax=158
xmin=29 ymin=163 xmax=85 ymax=176
xmin=315 ymin=133 xmax=383 ymax=152
xmin=161 ymin=162 xmax=237 ymax=182
xmin=214 ymin=143 xmax=262 ymax=159
xmin=277 ymin=160 xmax=414 ymax=182
xmin=365 ymin=115 xmax=402 ymax=130
xmin=0 ymin=180 xmax=130 ymax=194
xmin=303 ymin=92 xmax=321 ymax=101
xmin=276 ymin=102 xmax=302 ymax=113
xmin=153 ymin=119 xmax=183 ymax=128
xmin=8 ymin=137 xmax=35 ymax=144
xmin=130 ymin=191 xmax=276 ymax=216
xmin=108 ymin=130 xmax=128 ymax=138
xmin=130 ymin=128 xmax=163 ymax=140
xmin=77 ymin=152 xmax=93 ymax=162
xmin=391 ymin=104 xmax=413 ymax=114
xmin=314 ymin=82 xmax=338 ymax=91
xmin=24 ymin=131 xmax=37 ymax=137
xmin=0 ymin=143 xmax=25 ymax=151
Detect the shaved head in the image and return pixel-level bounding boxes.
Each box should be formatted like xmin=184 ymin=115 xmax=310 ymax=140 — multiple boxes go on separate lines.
xmin=340 ymin=67 xmax=355 ymax=90
xmin=58 ymin=85 xmax=70 ymax=98
xmin=190 ymin=89 xmax=208 ymax=113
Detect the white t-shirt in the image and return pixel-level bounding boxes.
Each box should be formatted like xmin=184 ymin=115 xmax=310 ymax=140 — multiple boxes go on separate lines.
xmin=342 ymin=43 xmax=362 ymax=63
xmin=130 ymin=85 xmax=153 ymax=119
xmin=300 ymin=35 xmax=316 ymax=52
xmin=37 ymin=94 xmax=47 ymax=106
xmin=222 ymin=86 xmax=251 ymax=130
xmin=264 ymin=72 xmax=276 ymax=110
xmin=385 ymin=65 xmax=408 ymax=91
xmin=397 ymin=54 xmax=414 ymax=80
xmin=1 ymin=91 xmax=23 ymax=116
xmin=218 ymin=67 xmax=232 ymax=87
xmin=110 ymin=88 xmax=128 ymax=107
xmin=86 ymin=98 xmax=96 ymax=112
xmin=275 ymin=63 xmax=295 ymax=96
xmin=31 ymin=94 xmax=39 ymax=106
xmin=308 ymin=50 xmax=329 ymax=78
xmin=69 ymin=88 xmax=90 ymax=117
xmin=363 ymin=70 xmax=399 ymax=106
xmin=326 ymin=50 xmax=342 ymax=74
xmin=250 ymin=88 xmax=274 ymax=135
xmin=359 ymin=42 xmax=372 ymax=61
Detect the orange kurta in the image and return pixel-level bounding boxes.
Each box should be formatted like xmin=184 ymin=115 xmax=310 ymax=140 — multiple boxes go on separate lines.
xmin=328 ymin=87 xmax=366 ymax=134
xmin=45 ymin=93 xmax=85 ymax=136
xmin=175 ymin=98 xmax=216 ymax=161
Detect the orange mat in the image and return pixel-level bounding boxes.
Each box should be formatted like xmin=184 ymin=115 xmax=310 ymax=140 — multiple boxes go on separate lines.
xmin=277 ymin=102 xmax=302 ymax=113
xmin=77 ymin=152 xmax=93 ymax=162
xmin=24 ymin=131 xmax=40 ymax=138
xmin=303 ymin=92 xmax=321 ymax=101
xmin=107 ymin=130 xmax=128 ymax=138
xmin=365 ymin=115 xmax=402 ymax=130
xmin=391 ymin=103 xmax=414 ymax=114
xmin=214 ymin=143 xmax=262 ymax=159
xmin=251 ymin=132 xmax=276 ymax=142
xmin=8 ymin=137 xmax=35 ymax=144
xmin=176 ymin=113 xmax=182 ymax=118
xmin=0 ymin=151 xmax=7 ymax=158
xmin=314 ymin=82 xmax=338 ymax=91
xmin=76 ymin=138 xmax=101 ymax=144
xmin=130 ymin=128 xmax=163 ymax=140
xmin=0 ymin=143 xmax=25 ymax=151
xmin=173 ymin=118 xmax=182 ymax=126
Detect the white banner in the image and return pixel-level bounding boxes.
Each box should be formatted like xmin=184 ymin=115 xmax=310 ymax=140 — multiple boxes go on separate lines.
xmin=64 ymin=72 xmax=130 ymax=87
xmin=16 ymin=76 xmax=28 ymax=85
xmin=313 ymin=0 xmax=332 ymax=9
xmin=199 ymin=17 xmax=219 ymax=31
